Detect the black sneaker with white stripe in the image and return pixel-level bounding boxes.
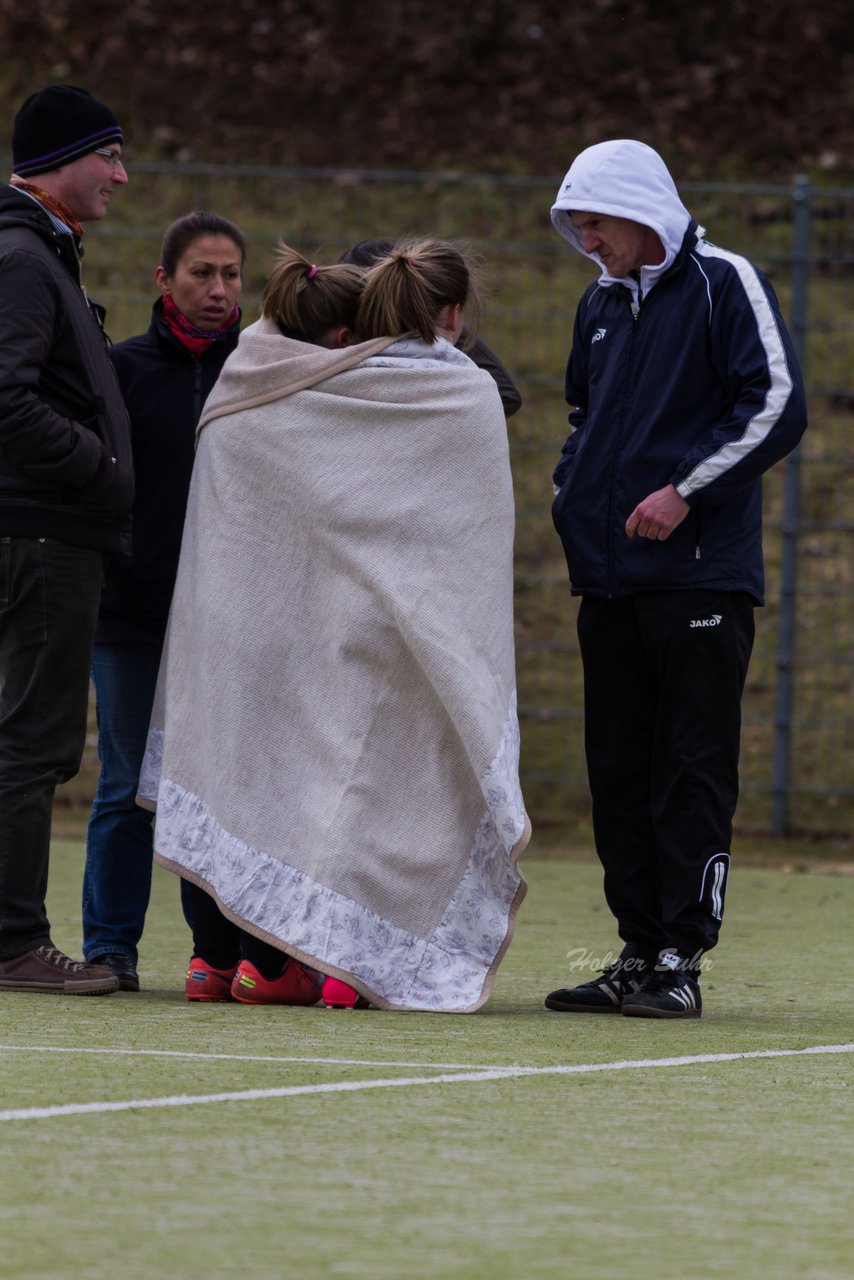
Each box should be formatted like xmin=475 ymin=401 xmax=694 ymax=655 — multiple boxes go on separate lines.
xmin=621 ymin=953 xmax=702 ymax=1019
xmin=544 ymin=951 xmax=646 ymax=1013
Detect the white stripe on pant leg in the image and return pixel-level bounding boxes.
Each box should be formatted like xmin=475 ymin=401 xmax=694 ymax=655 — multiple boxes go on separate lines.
xmin=711 ymin=859 xmax=726 ymax=919
xmin=699 ymin=851 xmax=730 ymax=920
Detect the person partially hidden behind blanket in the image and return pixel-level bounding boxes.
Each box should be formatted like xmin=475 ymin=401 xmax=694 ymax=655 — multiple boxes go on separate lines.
xmin=138 ymin=238 xmax=530 ymax=1012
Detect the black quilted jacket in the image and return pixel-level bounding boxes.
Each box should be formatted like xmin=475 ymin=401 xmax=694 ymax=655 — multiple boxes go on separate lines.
xmin=0 ymin=185 xmax=133 ymax=554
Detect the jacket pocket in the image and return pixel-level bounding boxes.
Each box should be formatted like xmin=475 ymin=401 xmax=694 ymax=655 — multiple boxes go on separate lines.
xmin=551 ymin=471 xmax=574 ymax=534
xmin=80 ymin=445 xmax=135 ymax=516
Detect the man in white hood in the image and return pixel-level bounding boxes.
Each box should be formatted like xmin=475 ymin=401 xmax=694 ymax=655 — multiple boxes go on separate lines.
xmin=545 ymin=140 xmax=806 ymax=1019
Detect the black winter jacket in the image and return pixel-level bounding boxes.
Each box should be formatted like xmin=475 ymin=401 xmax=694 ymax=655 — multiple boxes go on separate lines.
xmin=0 ymin=185 xmax=134 ymax=554
xmin=96 ymin=299 xmax=241 ymax=642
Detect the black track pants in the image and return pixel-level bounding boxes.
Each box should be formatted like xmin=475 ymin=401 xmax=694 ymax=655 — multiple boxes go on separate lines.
xmin=576 ymin=590 xmax=755 ymax=958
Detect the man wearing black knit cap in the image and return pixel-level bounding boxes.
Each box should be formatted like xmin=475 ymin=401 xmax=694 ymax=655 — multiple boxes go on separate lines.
xmin=0 ymin=86 xmax=134 ymax=994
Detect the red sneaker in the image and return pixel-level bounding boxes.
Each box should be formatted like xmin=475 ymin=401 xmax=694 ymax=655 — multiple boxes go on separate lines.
xmin=185 ymin=958 xmax=237 ymax=1002
xmin=322 ymin=976 xmax=370 ymax=1009
xmin=231 ymin=958 xmax=323 ymax=1006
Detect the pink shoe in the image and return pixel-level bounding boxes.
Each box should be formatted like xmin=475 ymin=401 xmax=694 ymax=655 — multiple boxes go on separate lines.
xmin=185 ymin=958 xmax=237 ymax=1002
xmin=231 ymin=958 xmax=323 ymax=1006
xmin=322 ymin=976 xmax=370 ymax=1009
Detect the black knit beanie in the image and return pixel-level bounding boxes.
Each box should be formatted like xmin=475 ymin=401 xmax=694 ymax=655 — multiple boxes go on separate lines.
xmin=12 ymin=85 xmax=123 ymax=177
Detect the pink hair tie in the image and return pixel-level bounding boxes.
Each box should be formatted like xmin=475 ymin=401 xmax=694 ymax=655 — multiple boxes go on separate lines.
xmin=306 ymin=264 xmax=318 ymax=279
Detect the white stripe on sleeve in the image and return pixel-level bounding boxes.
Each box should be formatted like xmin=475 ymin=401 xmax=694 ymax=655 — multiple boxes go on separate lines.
xmin=676 ymin=243 xmax=794 ymax=498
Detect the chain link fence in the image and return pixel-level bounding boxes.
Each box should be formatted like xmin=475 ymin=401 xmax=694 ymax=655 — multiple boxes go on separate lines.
xmin=10 ymin=161 xmax=850 ymax=840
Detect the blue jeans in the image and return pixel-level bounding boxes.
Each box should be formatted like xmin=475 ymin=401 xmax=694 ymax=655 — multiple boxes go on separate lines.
xmin=82 ymin=639 xmax=163 ymax=964
xmin=0 ymin=537 xmax=104 ymax=959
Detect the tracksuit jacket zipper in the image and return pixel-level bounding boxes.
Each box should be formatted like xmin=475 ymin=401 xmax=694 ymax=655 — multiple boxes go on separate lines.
xmin=606 ymin=284 xmax=641 ymax=598
xmin=606 ymin=280 xmax=704 ymax=592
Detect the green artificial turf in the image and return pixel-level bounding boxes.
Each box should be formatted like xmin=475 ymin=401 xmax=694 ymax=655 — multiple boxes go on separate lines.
xmin=0 ymin=842 xmax=852 ymax=1279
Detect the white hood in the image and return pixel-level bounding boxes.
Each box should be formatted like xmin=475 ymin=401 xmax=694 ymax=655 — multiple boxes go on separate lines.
xmin=551 ymin=140 xmax=695 ymax=288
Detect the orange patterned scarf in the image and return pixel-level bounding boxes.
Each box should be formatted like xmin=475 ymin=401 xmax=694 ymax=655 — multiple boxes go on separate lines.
xmin=9 ymin=177 xmax=84 ymax=237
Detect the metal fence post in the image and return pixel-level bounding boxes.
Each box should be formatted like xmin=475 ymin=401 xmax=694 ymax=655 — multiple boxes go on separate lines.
xmin=770 ymin=175 xmax=810 ymax=836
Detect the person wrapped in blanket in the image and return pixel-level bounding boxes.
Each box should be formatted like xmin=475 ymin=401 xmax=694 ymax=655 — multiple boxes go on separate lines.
xmin=145 ymin=239 xmax=529 ymax=1011
xmin=182 ymin=246 xmax=367 ymax=1006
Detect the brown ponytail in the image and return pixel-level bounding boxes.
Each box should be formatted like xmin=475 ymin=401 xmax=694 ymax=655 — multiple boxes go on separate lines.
xmin=260 ymin=242 xmax=365 ymax=343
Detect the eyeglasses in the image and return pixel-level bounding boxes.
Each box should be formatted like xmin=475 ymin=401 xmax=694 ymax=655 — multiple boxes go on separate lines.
xmin=93 ymin=148 xmax=125 ymax=170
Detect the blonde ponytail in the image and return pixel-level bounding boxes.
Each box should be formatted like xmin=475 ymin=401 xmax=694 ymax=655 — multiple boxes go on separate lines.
xmin=357 ymin=239 xmax=481 ymax=345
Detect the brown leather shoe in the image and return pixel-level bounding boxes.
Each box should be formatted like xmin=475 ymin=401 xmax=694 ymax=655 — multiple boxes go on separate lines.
xmin=0 ymin=944 xmax=120 ymax=995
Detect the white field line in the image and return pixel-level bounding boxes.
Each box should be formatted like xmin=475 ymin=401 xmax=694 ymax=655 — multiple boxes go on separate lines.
xmin=0 ymin=1045 xmax=493 ymax=1071
xmin=1 ymin=1042 xmax=852 ymax=1123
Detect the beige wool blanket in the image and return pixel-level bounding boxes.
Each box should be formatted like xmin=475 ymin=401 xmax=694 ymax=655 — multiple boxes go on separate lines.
xmin=139 ymin=317 xmax=530 ymax=1011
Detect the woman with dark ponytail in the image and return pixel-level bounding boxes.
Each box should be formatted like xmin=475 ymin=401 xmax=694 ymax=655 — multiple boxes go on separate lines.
xmin=141 ymin=238 xmax=530 ymax=1014
xmin=174 ymin=243 xmax=371 ymax=1008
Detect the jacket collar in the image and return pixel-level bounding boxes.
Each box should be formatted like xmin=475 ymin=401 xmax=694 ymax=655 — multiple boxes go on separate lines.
xmin=0 ymin=183 xmax=83 ymax=281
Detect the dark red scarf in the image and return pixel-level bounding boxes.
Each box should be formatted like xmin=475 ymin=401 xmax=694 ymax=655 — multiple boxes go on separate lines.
xmin=161 ymin=294 xmax=240 ymax=359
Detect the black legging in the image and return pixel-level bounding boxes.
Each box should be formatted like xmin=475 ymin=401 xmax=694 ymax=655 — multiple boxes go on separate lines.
xmin=185 ymin=881 xmax=287 ymax=978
